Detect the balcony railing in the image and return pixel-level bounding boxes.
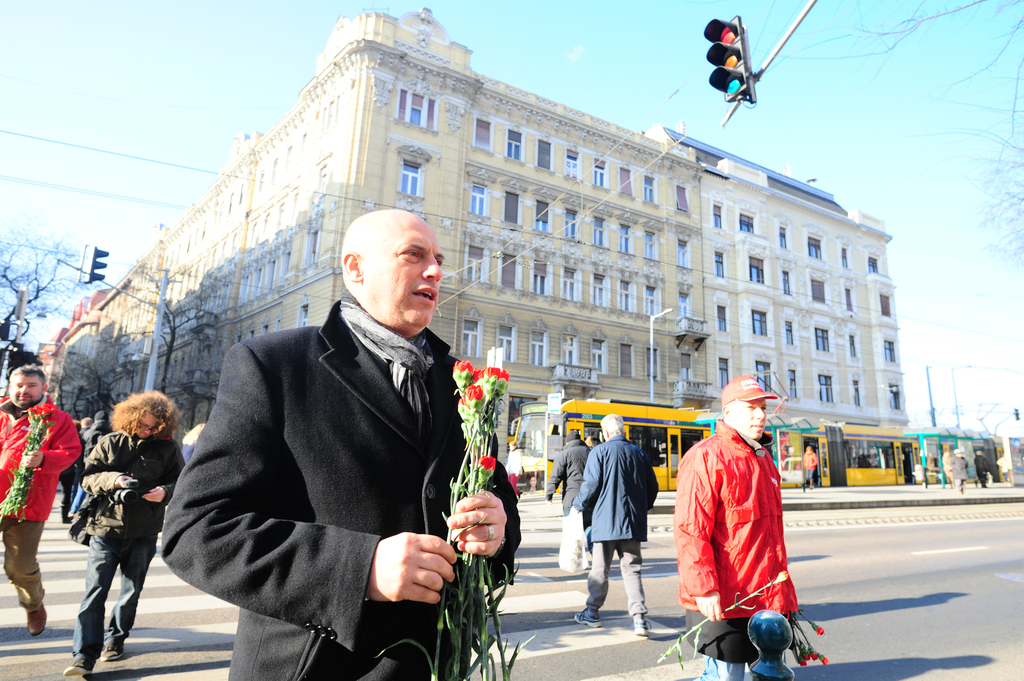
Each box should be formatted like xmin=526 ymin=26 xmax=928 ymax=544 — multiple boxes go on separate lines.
xmin=673 ymin=379 xmax=713 ymax=401
xmin=551 ymin=363 xmax=599 ymax=385
xmin=674 ymin=316 xmax=710 ymax=348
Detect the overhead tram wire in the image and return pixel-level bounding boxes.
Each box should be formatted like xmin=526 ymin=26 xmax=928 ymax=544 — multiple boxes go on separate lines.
xmin=0 ymin=175 xmax=188 ymax=210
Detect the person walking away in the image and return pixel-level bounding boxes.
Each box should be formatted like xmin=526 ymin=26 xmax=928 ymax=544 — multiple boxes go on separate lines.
xmin=0 ymin=365 xmax=80 ymax=637
xmin=942 ymin=449 xmax=954 ymax=488
xmin=180 ymin=423 xmax=205 ymax=464
xmin=547 ymin=430 xmax=592 ymax=549
xmin=951 ymin=449 xmax=969 ymax=495
xmin=572 ymin=414 xmax=658 ymax=637
xmin=802 ymin=445 xmax=818 ymax=490
xmin=64 ymin=392 xmax=184 ymax=676
xmin=675 ymin=375 xmax=799 ymax=680
xmin=973 ymin=451 xmax=991 ymax=488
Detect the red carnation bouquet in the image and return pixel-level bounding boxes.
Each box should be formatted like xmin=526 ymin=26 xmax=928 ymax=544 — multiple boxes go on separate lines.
xmin=1 ymin=403 xmax=58 ymax=518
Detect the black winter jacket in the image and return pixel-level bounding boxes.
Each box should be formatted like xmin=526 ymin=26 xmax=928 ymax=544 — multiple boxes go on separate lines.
xmin=546 ymin=439 xmax=591 ymax=507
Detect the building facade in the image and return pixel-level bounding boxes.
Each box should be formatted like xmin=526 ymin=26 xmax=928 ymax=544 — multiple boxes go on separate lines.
xmin=49 ymin=8 xmax=906 ymax=430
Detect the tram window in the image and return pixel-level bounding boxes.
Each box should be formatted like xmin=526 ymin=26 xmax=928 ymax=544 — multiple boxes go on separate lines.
xmin=678 ymin=429 xmax=704 ymax=462
xmin=845 ymin=439 xmax=896 ymax=469
xmin=627 ymin=425 xmax=668 ymax=468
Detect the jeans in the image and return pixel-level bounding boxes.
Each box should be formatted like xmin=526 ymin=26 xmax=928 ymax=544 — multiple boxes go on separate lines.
xmin=586 ymin=539 xmax=646 ymax=617
xmin=700 ymin=655 xmax=750 ymax=681
xmin=72 ymin=535 xmax=158 ymax=661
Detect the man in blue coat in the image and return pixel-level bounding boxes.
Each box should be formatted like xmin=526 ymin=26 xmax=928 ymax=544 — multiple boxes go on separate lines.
xmin=572 ymin=413 xmax=659 ymax=637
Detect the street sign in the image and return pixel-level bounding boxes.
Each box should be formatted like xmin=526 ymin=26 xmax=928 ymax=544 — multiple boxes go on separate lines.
xmin=547 ymin=392 xmax=562 ymax=414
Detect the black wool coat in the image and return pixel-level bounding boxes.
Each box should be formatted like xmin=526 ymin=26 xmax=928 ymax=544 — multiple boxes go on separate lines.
xmin=162 ymin=303 xmax=521 ymax=680
xmin=546 ymin=439 xmax=591 ymax=507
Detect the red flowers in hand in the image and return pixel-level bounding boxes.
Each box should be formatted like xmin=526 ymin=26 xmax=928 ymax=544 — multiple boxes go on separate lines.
xmin=479 ymin=456 xmax=496 ymax=471
xmin=816 ymin=627 xmax=824 ymax=636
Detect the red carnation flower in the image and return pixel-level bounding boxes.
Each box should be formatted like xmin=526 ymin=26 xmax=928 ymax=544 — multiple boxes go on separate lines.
xmin=453 ymin=361 xmax=479 ymax=392
xmin=816 ymin=627 xmax=824 ymax=636
xmin=822 ymin=658 xmax=829 ymax=665
xmin=465 ymin=384 xmax=484 ymax=403
xmin=799 ymin=660 xmax=807 ymax=667
xmin=479 ymin=456 xmax=496 ymax=471
xmin=811 ymin=653 xmax=818 ymax=660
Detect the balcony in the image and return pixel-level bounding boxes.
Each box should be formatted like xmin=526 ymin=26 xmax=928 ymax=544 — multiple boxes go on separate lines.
xmin=673 ymin=379 xmax=713 ymax=404
xmin=674 ymin=316 xmax=710 ymax=349
xmin=551 ymin=363 xmax=600 ymax=399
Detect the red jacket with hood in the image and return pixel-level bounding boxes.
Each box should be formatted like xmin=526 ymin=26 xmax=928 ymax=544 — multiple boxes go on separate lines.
xmin=0 ymin=396 xmax=81 ymax=521
xmin=674 ymin=420 xmax=798 ymax=616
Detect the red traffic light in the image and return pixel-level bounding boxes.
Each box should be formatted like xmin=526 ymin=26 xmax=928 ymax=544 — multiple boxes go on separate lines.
xmin=704 ymin=17 xmax=756 ymax=104
xmin=721 ymin=28 xmax=736 ymax=45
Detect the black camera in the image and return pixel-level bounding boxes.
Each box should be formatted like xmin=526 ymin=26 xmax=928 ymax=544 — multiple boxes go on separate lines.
xmin=111 ymin=478 xmax=144 ymax=505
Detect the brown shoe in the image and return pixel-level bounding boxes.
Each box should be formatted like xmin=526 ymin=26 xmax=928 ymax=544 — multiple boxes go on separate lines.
xmin=27 ymin=603 xmax=46 ymax=636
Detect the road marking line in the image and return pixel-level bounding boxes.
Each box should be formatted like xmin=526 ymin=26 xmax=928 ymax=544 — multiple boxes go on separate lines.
xmin=0 ymin=573 xmax=190 ymax=598
xmin=500 ymin=591 xmax=587 ymax=614
xmin=0 ymin=593 xmax=235 ymax=626
xmin=502 ymin=618 xmax=678 ymax=661
xmin=911 ymin=546 xmax=989 ymax=555
xmin=580 ymin=658 xmax=705 ymax=680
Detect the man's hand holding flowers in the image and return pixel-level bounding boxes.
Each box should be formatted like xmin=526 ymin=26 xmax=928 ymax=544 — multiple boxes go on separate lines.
xmin=446 ymin=489 xmax=506 ymax=557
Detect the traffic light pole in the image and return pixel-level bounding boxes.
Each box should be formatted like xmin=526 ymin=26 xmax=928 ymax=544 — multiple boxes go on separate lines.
xmin=143 ymin=269 xmax=169 ymax=392
xmin=720 ymin=0 xmax=819 ymax=128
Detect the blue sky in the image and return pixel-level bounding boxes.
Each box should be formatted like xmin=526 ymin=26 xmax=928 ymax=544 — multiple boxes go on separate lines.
xmin=2 ymin=1 xmax=1022 ymax=435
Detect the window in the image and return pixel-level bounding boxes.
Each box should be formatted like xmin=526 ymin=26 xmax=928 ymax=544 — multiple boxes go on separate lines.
xmin=535 ymin=201 xmax=550 ymax=232
xmin=262 ymin=319 xmax=269 ymax=336
xmin=811 ymin=279 xmax=826 ymax=303
xmin=305 ymin=229 xmax=319 ymax=266
xmin=592 ymin=339 xmax=606 ymax=373
xmin=563 ymin=335 xmax=578 ymax=365
xmin=565 ymin=211 xmax=578 ymax=239
xmin=752 ymin=310 xmax=768 ymax=336
xmin=717 ymin=305 xmax=727 ymax=332
xmin=239 ymin=274 xmax=249 ymax=304
xmin=565 ymin=151 xmax=578 ymax=178
xmin=842 ymin=248 xmax=848 ymax=267
xmin=779 ymin=228 xmax=787 ymax=249
xmin=501 ymin=254 xmax=516 ymax=288
xmin=713 ymin=205 xmax=722 ymax=228
xmin=749 ymin=257 xmax=764 ymax=284
xmin=619 ymin=280 xmax=632 ymax=312
xmin=645 ymin=347 xmax=659 ymax=379
xmin=678 ymin=293 xmax=689 ymax=318
xmin=271 ymin=158 xmax=278 ymax=182
xmin=619 ymin=168 xmax=633 ymax=196
xmin=593 ymin=161 xmax=606 ymax=187
xmin=462 ymin=319 xmax=480 ymax=357
xmin=853 ymin=380 xmax=861 ymax=407
xmin=285 ymin=146 xmax=292 ymax=170
xmin=676 ymin=240 xmax=688 ymax=267
xmin=506 ymin=130 xmax=521 ymax=160
xmin=785 ymin=321 xmax=794 ymax=345
xmin=297 ymin=302 xmax=309 ymax=328
xmin=808 ymin=237 xmax=822 ymax=259
xmin=619 ymin=344 xmax=633 ymax=377
xmin=563 ymin=268 xmax=577 ymax=300
xmin=400 ymin=163 xmax=421 ymax=196
xmin=718 ymin=358 xmax=729 ymax=388
xmin=318 ymin=169 xmax=328 ymax=197
xmin=868 ymin=257 xmax=878 ymax=273
xmin=739 ymin=214 xmax=754 ymax=233
xmin=532 ymin=261 xmax=547 ymax=295
xmin=849 ymin=334 xmax=857 ymax=357
xmin=537 ymin=140 xmax=551 ymax=169
xmin=815 ymin=328 xmax=830 ymax=352
xmin=474 ymin=119 xmax=491 ymax=148
xmin=880 ymin=295 xmax=891 ymax=317
xmin=845 ymin=288 xmax=853 ymax=312
xmin=889 ymin=385 xmax=902 ymax=410
xmin=504 ymin=192 xmax=519 ymax=224
xmin=467 ymin=246 xmax=484 ymax=282
xmin=679 ymin=353 xmax=691 ymax=380
xmin=782 ymin=270 xmax=791 ymax=295
xmin=258 ymin=170 xmax=265 ymax=193
xmin=593 ymin=218 xmax=605 ymax=247
xmin=675 ymin=185 xmax=689 ymax=211
xmin=755 ymin=362 xmax=771 ymax=391
xmin=398 ymin=90 xmax=436 ymax=129
xmin=619 ymin=225 xmax=630 ymax=253
xmin=470 ymin=185 xmax=487 ymax=216
xmin=788 ymin=370 xmax=798 ymax=398
xmin=593 ymin=275 xmax=606 ymax=307
xmin=715 ymin=253 xmax=725 ymax=278
xmin=884 ymin=340 xmax=896 ymax=362
xmin=644 ymin=286 xmax=656 ymax=315
xmin=819 ymin=375 xmax=833 ymax=402
xmin=530 ymin=331 xmax=547 ymax=366
xmin=643 ymin=176 xmax=655 ymax=202
xmin=498 ymin=325 xmax=515 ymax=363
xmin=326 ymin=99 xmax=335 ymax=129
xmin=644 ymin=232 xmax=655 ymax=259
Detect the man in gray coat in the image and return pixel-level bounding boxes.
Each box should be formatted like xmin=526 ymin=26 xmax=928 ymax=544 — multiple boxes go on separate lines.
xmin=572 ymin=414 xmax=658 ymax=637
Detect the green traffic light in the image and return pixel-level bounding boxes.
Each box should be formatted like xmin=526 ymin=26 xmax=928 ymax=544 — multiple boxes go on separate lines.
xmin=727 ymin=79 xmax=741 ymax=94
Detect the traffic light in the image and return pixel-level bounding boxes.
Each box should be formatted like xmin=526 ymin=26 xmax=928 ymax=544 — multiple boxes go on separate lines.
xmin=6 ymin=343 xmax=38 ymax=377
xmin=1015 ymin=408 xmax=1020 ymax=421
xmin=79 ymin=245 xmax=110 ymax=284
xmin=704 ymin=17 xmax=756 ymax=104
xmin=0 ymin=320 xmax=10 ymax=342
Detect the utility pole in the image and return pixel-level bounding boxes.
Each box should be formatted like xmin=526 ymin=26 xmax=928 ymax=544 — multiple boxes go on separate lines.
xmin=143 ymin=270 xmax=169 ymax=392
xmin=925 ymin=365 xmax=937 ymax=427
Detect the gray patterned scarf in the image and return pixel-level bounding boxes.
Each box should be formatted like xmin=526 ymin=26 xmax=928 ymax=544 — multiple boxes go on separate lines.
xmin=339 ymin=290 xmax=433 ymax=439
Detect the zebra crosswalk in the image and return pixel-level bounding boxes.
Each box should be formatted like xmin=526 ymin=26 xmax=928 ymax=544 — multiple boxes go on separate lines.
xmin=1 ymin=503 xmax=706 ymax=680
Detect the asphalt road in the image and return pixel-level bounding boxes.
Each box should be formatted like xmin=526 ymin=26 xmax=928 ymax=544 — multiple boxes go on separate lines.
xmin=2 ymin=503 xmax=1022 ymax=680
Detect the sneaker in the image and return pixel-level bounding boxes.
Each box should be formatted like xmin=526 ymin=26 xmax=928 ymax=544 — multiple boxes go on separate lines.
xmin=63 ymin=658 xmax=94 ymax=676
xmin=100 ymin=642 xmax=124 ymax=661
xmin=574 ymin=608 xmax=601 ymax=628
xmin=632 ymin=618 xmax=650 ymax=637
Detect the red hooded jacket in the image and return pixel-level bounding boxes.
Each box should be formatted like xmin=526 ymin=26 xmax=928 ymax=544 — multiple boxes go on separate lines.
xmin=0 ymin=396 xmax=81 ymax=522
xmin=674 ymin=420 xmax=798 ymax=617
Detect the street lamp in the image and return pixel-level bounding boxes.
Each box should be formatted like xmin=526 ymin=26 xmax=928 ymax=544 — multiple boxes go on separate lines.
xmin=649 ymin=308 xmax=673 ymax=403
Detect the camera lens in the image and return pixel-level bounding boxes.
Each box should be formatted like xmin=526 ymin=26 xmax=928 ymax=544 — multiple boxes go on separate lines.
xmin=113 ymin=488 xmax=139 ymax=504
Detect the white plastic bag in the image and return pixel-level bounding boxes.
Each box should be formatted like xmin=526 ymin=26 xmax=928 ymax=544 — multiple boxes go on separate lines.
xmin=558 ymin=508 xmax=589 ymax=573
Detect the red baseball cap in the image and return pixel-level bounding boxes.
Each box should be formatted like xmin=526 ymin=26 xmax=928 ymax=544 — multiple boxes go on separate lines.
xmin=721 ymin=375 xmax=779 ymax=407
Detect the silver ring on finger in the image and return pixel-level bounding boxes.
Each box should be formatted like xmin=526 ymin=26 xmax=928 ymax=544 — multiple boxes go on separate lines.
xmin=487 ymin=524 xmax=494 ymax=541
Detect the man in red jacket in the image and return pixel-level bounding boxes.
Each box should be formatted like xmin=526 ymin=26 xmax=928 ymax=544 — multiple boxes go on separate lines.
xmin=674 ymin=375 xmax=798 ymax=680
xmin=0 ymin=365 xmax=81 ymax=636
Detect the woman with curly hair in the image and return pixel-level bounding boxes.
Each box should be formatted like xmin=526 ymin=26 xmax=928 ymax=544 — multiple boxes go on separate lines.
xmin=64 ymin=392 xmax=183 ymax=677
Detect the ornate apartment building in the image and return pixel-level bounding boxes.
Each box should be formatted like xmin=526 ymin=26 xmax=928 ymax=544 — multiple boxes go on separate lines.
xmin=49 ymin=8 xmax=906 ymax=430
